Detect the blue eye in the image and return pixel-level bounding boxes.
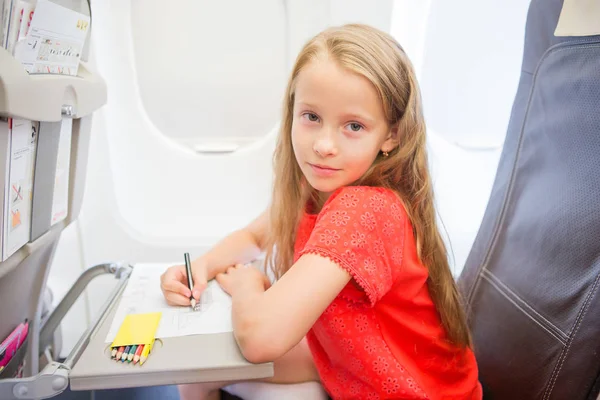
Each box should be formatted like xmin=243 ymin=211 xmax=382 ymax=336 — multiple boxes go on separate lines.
xmin=347 ymin=123 xmax=363 ymax=132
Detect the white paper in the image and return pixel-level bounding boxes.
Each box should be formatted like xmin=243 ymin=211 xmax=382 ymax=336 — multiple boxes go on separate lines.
xmin=13 ymin=0 xmax=90 ymax=75
xmin=3 ymin=119 xmax=36 ymax=260
xmin=105 ymin=263 xmax=233 ymax=343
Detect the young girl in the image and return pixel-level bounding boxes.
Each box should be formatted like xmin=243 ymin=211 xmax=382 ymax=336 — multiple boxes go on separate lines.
xmin=161 ymin=23 xmax=482 ymax=400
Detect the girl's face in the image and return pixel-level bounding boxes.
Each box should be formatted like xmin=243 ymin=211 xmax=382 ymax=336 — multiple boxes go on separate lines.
xmin=291 ymin=57 xmax=396 ymax=197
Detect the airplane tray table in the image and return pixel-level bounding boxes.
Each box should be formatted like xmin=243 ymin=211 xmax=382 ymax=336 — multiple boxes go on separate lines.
xmin=68 ymin=288 xmax=274 ymax=391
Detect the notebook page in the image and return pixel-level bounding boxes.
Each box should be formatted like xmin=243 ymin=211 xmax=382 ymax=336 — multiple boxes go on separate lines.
xmin=105 ymin=263 xmax=233 ymax=343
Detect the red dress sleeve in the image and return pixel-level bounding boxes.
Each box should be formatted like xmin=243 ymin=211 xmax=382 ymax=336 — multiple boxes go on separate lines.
xmin=298 ymin=186 xmax=406 ymax=306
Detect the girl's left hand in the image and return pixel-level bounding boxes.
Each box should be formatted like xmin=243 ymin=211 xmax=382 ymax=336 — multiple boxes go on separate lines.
xmin=216 ymin=264 xmax=272 ymax=296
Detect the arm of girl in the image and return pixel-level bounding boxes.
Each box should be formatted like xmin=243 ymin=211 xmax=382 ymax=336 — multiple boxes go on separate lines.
xmin=216 ymin=253 xmax=351 ymax=364
xmin=160 ymin=209 xmax=270 ymax=305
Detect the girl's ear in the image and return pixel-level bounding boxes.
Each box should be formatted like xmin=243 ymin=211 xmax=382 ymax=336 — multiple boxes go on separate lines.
xmin=381 ymin=122 xmax=400 ymax=153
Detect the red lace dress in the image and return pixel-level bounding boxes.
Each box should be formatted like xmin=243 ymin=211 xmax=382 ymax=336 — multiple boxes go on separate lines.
xmin=294 ymin=186 xmax=482 ymax=400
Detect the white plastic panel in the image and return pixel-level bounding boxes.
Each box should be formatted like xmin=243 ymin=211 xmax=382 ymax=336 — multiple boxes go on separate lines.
xmin=329 ymin=0 xmax=393 ymax=33
xmin=426 ymin=132 xmax=502 ymax=275
xmin=130 ymin=0 xmax=287 ymax=147
xmin=66 ymin=0 xmax=396 ymax=353
xmin=285 ymin=0 xmax=395 ymax=74
xmin=87 ymin=0 xmax=277 ymax=246
xmin=391 ymin=0 xmax=518 ymax=273
xmin=83 ymin=0 xmax=398 ymax=247
xmin=390 ymin=0 xmax=433 ymax=77
xmin=419 ymin=0 xmax=530 ymax=148
xmin=47 ymin=0 xmax=514 ymax=360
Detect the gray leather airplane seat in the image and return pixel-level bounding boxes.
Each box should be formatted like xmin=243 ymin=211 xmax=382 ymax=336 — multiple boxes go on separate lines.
xmin=458 ymin=0 xmax=600 ymax=398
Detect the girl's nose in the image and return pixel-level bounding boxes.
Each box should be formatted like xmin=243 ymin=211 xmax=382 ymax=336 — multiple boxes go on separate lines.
xmin=313 ymin=127 xmax=338 ymax=157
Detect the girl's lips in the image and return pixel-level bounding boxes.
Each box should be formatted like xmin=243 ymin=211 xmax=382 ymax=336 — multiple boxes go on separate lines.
xmin=309 ymin=163 xmax=340 ymax=177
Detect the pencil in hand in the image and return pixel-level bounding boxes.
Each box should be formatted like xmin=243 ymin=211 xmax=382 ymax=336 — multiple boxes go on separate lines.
xmin=184 ymin=253 xmax=198 ymax=310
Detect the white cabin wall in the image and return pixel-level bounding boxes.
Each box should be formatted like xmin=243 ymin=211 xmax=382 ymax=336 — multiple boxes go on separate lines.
xmin=47 ymin=0 xmax=399 ymax=358
xmin=47 ymin=0 xmax=529 ymax=358
xmin=45 ymin=222 xmax=88 ymax=359
xmin=392 ymin=0 xmax=530 ymax=274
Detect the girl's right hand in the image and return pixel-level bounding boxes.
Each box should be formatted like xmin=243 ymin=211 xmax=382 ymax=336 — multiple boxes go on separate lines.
xmin=160 ymin=259 xmax=209 ymax=306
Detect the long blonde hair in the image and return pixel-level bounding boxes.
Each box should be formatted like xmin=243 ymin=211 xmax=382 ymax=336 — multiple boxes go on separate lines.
xmin=265 ymin=24 xmax=472 ymax=348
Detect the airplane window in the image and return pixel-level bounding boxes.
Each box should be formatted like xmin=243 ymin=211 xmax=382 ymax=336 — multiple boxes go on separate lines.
xmin=393 ymin=0 xmax=530 ymax=149
xmin=129 ymin=0 xmax=287 ymax=152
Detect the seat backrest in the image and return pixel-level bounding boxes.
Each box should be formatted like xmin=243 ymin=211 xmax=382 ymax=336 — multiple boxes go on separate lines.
xmin=0 ymin=0 xmax=104 ymax=380
xmin=458 ymin=0 xmax=600 ymax=398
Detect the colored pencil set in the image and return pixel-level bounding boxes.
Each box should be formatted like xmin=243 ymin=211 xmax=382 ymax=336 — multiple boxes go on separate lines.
xmin=109 ymin=312 xmax=162 ymax=367
xmin=110 ymin=342 xmax=151 ymax=365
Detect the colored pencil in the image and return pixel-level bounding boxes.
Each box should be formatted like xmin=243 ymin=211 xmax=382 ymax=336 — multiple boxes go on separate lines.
xmin=115 ymin=346 xmax=125 ymax=360
xmin=139 ymin=343 xmax=151 ymax=365
xmin=127 ymin=345 xmax=137 ymax=362
xmin=133 ymin=344 xmax=144 ymax=364
xmin=121 ymin=345 xmax=130 ymax=362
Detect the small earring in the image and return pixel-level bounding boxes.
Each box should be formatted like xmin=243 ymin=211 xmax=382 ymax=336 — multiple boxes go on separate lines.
xmin=382 ymin=151 xmax=389 ymax=157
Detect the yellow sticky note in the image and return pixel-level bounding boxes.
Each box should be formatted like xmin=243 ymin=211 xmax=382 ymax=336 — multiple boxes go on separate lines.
xmin=111 ymin=312 xmax=162 ymax=348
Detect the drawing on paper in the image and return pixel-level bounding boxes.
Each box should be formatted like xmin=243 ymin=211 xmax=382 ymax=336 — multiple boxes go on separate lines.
xmin=105 ymin=263 xmax=233 ymax=343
